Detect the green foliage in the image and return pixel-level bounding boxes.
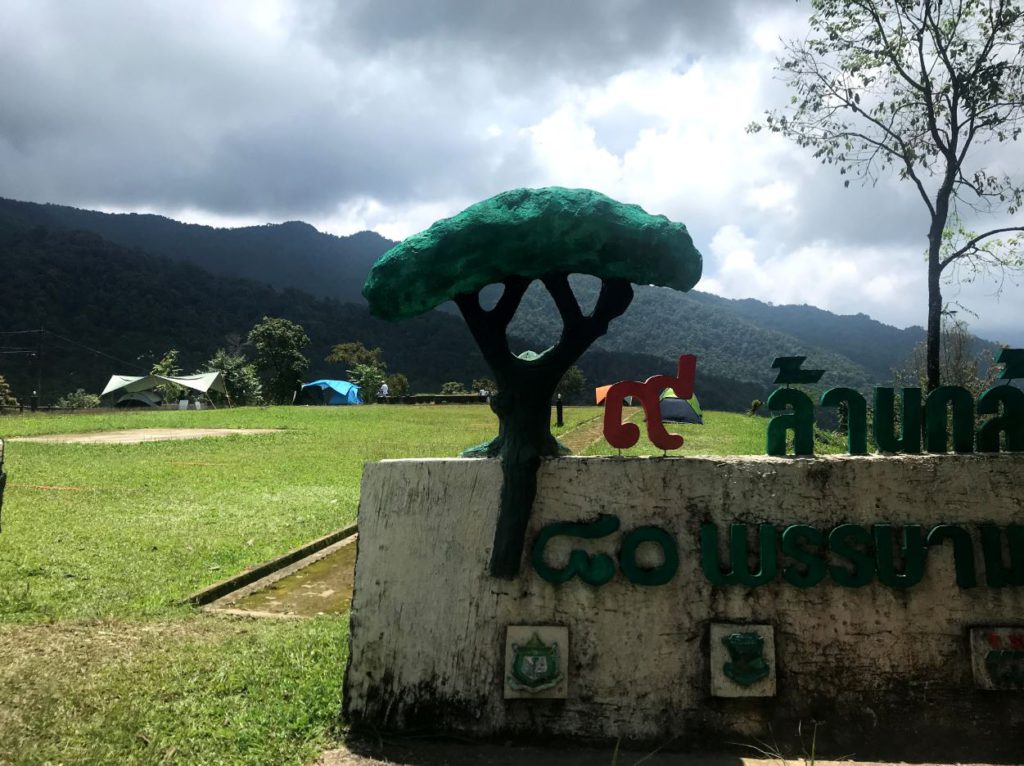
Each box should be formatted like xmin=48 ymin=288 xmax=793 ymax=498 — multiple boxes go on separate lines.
xmin=150 ymin=348 xmax=185 ymax=403
xmin=0 ymin=374 xmax=18 ymax=406
xmin=206 ymin=348 xmax=263 ymax=406
xmin=347 ymin=363 xmax=386 ymax=401
xmin=440 ymin=381 xmax=469 ymax=395
xmin=385 ymin=372 xmax=410 ymax=397
xmin=55 ymin=389 xmax=101 ymax=409
xmin=893 ymin=318 xmax=999 ymax=398
xmin=556 ymin=365 xmax=586 ymax=402
xmin=325 ymin=340 xmax=383 ymax=369
xmin=471 ymin=377 xmax=497 ymax=394
xmin=247 ymin=316 xmax=310 ymax=405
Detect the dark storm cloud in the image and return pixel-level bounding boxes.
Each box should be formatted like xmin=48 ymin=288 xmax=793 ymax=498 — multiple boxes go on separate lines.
xmin=311 ymin=0 xmax=759 ymax=83
xmin=0 ymin=0 xmax=783 ymax=220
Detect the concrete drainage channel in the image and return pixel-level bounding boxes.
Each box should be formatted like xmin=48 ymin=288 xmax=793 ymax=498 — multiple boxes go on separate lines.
xmin=186 ymin=524 xmax=358 ymax=618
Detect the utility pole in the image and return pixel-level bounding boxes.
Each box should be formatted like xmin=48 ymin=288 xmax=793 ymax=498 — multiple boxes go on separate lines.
xmin=32 ymin=327 xmax=42 ymax=411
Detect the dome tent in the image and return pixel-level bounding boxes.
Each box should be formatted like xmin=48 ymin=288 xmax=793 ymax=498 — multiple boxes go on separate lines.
xmin=297 ymin=379 xmax=362 ymax=405
xmin=660 ymin=390 xmax=703 ymax=424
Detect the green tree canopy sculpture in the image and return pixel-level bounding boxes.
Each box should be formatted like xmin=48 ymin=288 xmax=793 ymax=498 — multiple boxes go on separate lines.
xmin=363 ymin=187 xmax=702 ymax=577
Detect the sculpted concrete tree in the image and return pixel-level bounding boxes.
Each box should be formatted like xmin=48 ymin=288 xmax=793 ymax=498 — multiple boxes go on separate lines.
xmin=363 ymin=187 xmax=702 ymax=577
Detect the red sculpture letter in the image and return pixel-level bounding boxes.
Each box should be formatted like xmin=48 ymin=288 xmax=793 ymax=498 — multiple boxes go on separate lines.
xmin=603 ymin=355 xmax=696 ymax=450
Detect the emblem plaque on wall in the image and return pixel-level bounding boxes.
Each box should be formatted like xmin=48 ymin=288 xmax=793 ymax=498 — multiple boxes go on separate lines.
xmin=710 ymin=623 xmax=776 ymax=697
xmin=504 ymin=626 xmax=568 ymax=699
xmin=970 ymin=627 xmax=1024 ymax=690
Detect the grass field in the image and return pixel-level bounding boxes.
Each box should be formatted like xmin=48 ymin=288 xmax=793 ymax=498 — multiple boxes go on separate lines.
xmin=0 ymin=404 xmax=768 ymax=765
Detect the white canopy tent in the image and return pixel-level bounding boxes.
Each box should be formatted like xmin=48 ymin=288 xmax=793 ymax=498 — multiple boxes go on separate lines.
xmin=101 ymin=372 xmax=228 ymax=407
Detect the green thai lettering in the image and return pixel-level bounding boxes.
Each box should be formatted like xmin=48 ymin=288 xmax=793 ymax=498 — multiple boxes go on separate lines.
xmin=700 ymin=523 xmax=777 ymax=587
xmin=781 ymin=524 xmax=827 ymax=588
xmin=766 ymin=388 xmax=815 ymax=456
xmin=828 ymin=524 xmax=875 ymax=587
xmin=925 ymin=386 xmax=975 ymax=453
xmin=980 ymin=524 xmax=1024 ymax=587
xmin=873 ymin=524 xmax=926 ymax=588
xmin=926 ymin=524 xmax=978 ymax=588
xmin=976 ymin=386 xmax=1024 ymax=453
xmin=530 ymin=514 xmax=620 ymax=586
xmin=873 ymin=388 xmax=922 ymax=453
xmin=618 ymin=526 xmax=679 ymax=586
xmin=820 ymin=388 xmax=868 ymax=455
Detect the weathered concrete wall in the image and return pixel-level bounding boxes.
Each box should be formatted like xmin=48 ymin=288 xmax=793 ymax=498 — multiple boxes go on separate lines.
xmin=344 ymin=456 xmax=1024 ymax=759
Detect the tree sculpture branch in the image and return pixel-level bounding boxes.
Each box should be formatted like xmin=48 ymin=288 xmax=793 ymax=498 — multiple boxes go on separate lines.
xmin=455 ymin=273 xmax=635 ymax=578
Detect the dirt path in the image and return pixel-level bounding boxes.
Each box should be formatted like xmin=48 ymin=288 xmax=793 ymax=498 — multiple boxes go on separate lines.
xmin=559 ymin=410 xmax=642 ymax=454
xmin=8 ymin=428 xmax=283 ymax=444
xmin=317 ymin=740 xmax=985 ymax=766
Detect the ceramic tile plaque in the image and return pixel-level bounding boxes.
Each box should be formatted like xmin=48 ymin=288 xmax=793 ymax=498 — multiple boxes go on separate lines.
xmin=504 ymin=625 xmax=568 ymax=700
xmin=710 ymin=623 xmax=776 ymax=698
xmin=970 ymin=627 xmax=1024 ymax=690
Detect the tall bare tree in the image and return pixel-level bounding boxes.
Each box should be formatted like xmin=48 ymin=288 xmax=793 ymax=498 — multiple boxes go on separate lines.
xmin=753 ymin=0 xmax=1024 ymax=389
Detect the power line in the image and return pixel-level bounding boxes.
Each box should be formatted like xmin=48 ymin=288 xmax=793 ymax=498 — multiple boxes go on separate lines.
xmin=43 ymin=330 xmax=148 ymax=372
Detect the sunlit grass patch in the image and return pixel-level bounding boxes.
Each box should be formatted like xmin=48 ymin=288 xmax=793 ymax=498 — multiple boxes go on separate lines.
xmin=0 ymin=615 xmax=347 ymax=766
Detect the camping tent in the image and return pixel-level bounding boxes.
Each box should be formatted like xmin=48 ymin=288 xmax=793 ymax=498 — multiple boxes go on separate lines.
xmin=100 ymin=372 xmax=228 ymax=407
xmin=298 ymin=379 xmax=362 ymax=406
xmin=660 ymin=390 xmax=703 ymax=424
xmin=115 ymin=390 xmax=163 ymax=408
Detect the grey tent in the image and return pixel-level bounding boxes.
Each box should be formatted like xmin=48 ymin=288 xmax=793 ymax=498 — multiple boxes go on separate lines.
xmin=660 ymin=391 xmax=703 ymax=424
xmin=101 ymin=372 xmax=228 ymax=407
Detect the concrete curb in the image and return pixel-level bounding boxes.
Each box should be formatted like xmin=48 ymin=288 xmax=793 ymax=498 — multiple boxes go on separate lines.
xmin=184 ymin=523 xmax=358 ymax=606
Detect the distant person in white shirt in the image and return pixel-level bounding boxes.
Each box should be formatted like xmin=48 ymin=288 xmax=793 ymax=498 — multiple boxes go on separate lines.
xmin=378 ymin=382 xmax=389 ymax=401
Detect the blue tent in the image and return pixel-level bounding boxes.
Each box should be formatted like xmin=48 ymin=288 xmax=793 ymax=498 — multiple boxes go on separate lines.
xmin=299 ymin=379 xmax=362 ymax=405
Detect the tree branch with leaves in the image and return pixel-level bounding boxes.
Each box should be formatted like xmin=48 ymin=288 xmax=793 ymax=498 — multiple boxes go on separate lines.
xmin=752 ymin=0 xmax=1024 ymax=389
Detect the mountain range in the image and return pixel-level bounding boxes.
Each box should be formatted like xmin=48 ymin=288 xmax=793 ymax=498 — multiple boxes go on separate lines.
xmin=0 ymin=196 xmax=981 ymax=410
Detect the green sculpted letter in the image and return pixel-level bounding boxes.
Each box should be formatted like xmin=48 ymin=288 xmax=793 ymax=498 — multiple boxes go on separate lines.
xmin=766 ymin=388 xmax=815 ymax=456
xmin=926 ymin=525 xmax=978 ymax=588
xmin=531 ymin=514 xmax=621 ymax=586
xmin=820 ymin=388 xmax=868 ymax=455
xmin=873 ymin=388 xmax=922 ymax=453
xmin=980 ymin=525 xmax=1024 ymax=587
xmin=977 ymin=386 xmax=1024 ymax=453
xmin=781 ymin=524 xmax=827 ymax=588
xmin=618 ymin=526 xmax=679 ymax=586
xmin=925 ymin=386 xmax=975 ymax=453
xmin=828 ymin=524 xmax=875 ymax=587
xmin=700 ymin=523 xmax=777 ymax=587
xmin=873 ymin=524 xmax=926 ymax=589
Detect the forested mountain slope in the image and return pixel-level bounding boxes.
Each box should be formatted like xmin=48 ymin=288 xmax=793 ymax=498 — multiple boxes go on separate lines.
xmin=0 ymin=221 xmax=489 ymax=400
xmin=0 ymin=196 xmax=979 ymax=408
xmin=0 ymin=197 xmax=384 ymax=304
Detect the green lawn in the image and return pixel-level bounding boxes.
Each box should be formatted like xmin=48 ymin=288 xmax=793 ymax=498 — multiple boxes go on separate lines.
xmin=0 ymin=404 xmax=767 ymax=765
xmin=0 ymin=404 xmax=600 ymax=765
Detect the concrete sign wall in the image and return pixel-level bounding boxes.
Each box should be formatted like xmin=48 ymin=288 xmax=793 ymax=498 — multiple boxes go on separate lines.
xmin=344 ymin=455 xmax=1024 ymax=758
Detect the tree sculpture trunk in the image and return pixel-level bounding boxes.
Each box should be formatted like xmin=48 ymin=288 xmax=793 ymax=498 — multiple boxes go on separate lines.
xmin=455 ymin=274 xmax=633 ymax=578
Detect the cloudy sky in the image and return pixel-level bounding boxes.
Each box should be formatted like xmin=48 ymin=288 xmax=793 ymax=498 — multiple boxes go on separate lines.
xmin=2 ymin=0 xmax=1022 ymax=342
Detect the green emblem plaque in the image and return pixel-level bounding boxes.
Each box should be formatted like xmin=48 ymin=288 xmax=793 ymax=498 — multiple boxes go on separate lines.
xmin=709 ymin=623 xmax=776 ymax=697
xmin=504 ymin=626 xmax=568 ymax=699
xmin=722 ymin=632 xmax=770 ymax=687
